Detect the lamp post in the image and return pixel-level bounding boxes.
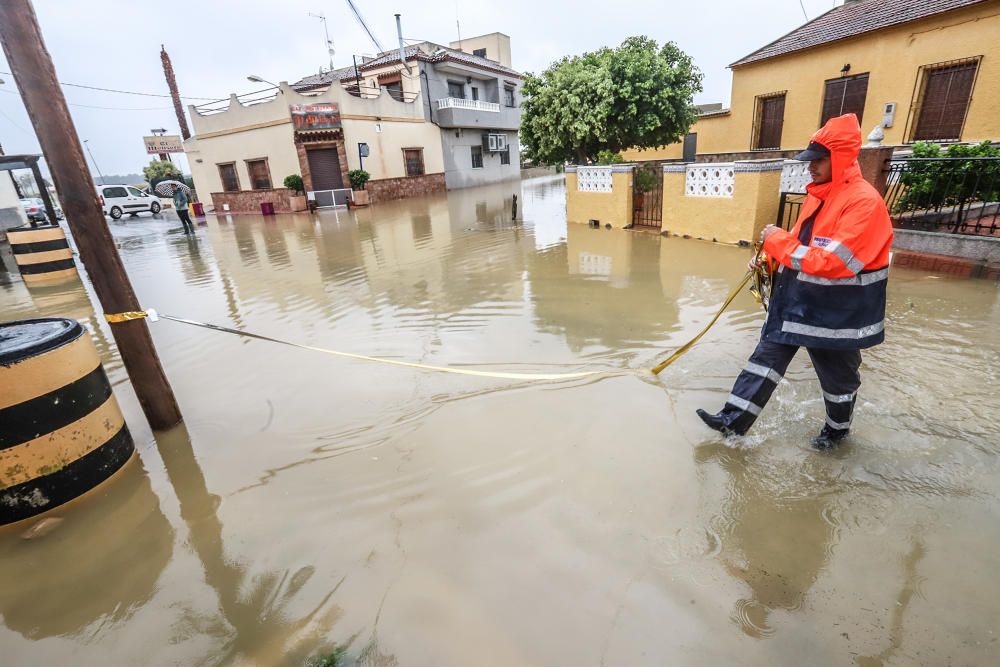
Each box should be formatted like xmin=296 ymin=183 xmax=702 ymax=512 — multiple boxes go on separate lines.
xmin=247 ymin=75 xmax=282 ymax=91
xmin=150 ymin=127 xmax=170 ymax=162
xmin=83 ymin=139 xmax=104 ymax=184
xmin=308 ymin=12 xmax=334 ymax=72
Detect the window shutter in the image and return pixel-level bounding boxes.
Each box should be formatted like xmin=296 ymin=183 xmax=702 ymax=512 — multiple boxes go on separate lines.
xmin=756 ymin=94 xmax=785 ymax=150
xmin=915 ymin=61 xmax=978 ymax=141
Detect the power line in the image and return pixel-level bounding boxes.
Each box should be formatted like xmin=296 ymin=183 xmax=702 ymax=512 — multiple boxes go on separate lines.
xmin=0 ymin=88 xmax=172 ymax=111
xmin=0 ymin=69 xmax=217 ymax=101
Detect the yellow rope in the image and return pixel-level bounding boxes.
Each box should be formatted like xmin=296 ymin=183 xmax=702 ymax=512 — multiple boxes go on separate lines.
xmin=105 ymin=259 xmax=766 ymax=381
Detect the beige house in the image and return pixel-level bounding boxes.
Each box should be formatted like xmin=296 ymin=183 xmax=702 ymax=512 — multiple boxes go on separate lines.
xmin=184 ymin=34 xmax=523 ymax=213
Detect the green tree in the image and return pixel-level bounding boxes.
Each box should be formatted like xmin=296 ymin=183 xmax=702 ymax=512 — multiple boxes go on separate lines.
xmin=142 ymin=158 xmax=182 ymax=184
xmin=521 ymin=36 xmax=702 ymax=165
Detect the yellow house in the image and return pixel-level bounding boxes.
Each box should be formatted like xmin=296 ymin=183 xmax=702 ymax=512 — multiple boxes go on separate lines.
xmin=622 ymin=0 xmax=1000 ymax=161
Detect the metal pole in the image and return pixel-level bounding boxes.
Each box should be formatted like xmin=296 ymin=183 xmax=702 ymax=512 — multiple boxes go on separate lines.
xmin=358 ymin=143 xmax=364 ymax=172
xmin=0 ymin=0 xmax=182 ymax=430
xmin=83 ymin=139 xmax=104 ymax=183
xmin=353 ymin=55 xmax=361 ymax=93
xmin=395 ymin=14 xmax=406 ymax=66
xmin=29 ymin=159 xmax=57 ymax=226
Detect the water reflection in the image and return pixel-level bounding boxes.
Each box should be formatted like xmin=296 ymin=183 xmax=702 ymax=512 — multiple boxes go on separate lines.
xmin=157 ymin=425 xmax=343 ymax=664
xmin=0 ymin=457 xmax=173 ymax=639
xmin=694 ymin=443 xmax=836 ymax=638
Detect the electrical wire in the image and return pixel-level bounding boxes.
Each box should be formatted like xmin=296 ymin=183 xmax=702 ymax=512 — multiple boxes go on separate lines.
xmin=0 ymin=70 xmax=217 ymax=101
xmin=0 ymin=88 xmax=171 ymax=111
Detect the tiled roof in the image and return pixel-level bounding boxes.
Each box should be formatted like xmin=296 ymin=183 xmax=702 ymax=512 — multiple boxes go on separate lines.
xmin=292 ymin=43 xmax=522 ymax=90
xmin=730 ymin=0 xmax=989 ymax=67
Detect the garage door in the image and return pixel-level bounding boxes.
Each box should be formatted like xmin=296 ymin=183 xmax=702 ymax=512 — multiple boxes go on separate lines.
xmin=307 ymin=148 xmax=344 ymax=190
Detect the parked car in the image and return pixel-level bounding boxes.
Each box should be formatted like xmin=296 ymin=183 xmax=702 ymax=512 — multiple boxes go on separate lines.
xmin=97 ymin=184 xmax=161 ymax=219
xmin=20 ymin=198 xmax=48 ymax=223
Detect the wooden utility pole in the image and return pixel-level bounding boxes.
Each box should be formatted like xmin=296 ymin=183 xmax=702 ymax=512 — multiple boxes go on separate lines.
xmin=0 ymin=0 xmax=182 ymax=429
xmin=160 ymin=46 xmax=190 ymax=140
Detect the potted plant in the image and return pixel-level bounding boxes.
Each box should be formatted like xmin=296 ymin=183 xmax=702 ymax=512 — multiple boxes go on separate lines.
xmin=283 ymin=174 xmax=307 ymax=212
xmin=348 ymin=169 xmax=371 ymax=207
xmin=633 ymin=168 xmax=657 ymax=210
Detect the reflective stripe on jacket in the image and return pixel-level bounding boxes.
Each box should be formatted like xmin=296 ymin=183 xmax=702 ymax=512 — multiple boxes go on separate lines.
xmin=761 ymin=114 xmax=893 ymax=350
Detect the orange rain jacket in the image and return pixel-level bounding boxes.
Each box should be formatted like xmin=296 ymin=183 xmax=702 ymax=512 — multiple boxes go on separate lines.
xmin=761 ymin=114 xmax=894 ymax=349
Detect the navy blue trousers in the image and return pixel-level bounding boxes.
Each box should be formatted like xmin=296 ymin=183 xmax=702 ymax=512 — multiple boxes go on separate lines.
xmin=719 ymin=339 xmax=861 ymax=435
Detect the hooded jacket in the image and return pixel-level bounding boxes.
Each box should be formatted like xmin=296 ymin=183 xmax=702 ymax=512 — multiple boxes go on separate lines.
xmin=761 ymin=114 xmax=893 ymax=349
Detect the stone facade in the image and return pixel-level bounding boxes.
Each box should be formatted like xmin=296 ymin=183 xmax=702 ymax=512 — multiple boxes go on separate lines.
xmin=365 ymin=173 xmax=446 ymax=203
xmin=892 ymin=250 xmax=1000 ymax=280
xmin=211 ymin=188 xmax=297 ymax=213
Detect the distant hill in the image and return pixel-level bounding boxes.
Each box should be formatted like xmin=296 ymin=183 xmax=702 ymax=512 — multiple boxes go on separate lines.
xmin=95 ymin=174 xmax=145 ymax=185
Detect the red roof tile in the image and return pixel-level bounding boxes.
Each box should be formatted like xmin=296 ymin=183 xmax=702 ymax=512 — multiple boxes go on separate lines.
xmin=730 ymin=0 xmax=990 ymax=67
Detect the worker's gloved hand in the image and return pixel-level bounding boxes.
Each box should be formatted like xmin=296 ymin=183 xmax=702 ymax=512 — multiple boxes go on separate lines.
xmin=747 ymin=254 xmax=765 ymax=272
xmin=760 ymin=224 xmax=780 ymax=243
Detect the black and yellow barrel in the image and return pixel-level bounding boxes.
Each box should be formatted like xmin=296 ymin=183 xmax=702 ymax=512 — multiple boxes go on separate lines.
xmin=0 ymin=318 xmax=135 ymax=525
xmin=6 ymin=224 xmax=78 ymax=283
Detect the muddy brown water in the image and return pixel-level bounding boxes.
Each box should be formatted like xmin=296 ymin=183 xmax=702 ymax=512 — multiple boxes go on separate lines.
xmin=1 ymin=175 xmax=999 ymax=666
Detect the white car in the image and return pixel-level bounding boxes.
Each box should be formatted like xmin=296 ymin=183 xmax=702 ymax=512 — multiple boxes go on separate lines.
xmin=97 ymin=184 xmax=161 ymax=219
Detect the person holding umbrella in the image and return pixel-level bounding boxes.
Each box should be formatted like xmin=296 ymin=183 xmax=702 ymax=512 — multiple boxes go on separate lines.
xmin=172 ymin=184 xmax=195 ymax=234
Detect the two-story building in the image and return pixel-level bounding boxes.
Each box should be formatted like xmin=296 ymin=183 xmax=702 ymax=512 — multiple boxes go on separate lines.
xmin=184 ymin=33 xmax=523 ymax=213
xmin=622 ymin=0 xmax=1000 ymax=161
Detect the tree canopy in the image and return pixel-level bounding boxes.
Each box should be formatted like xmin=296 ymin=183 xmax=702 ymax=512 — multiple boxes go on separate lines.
xmin=520 ymin=36 xmax=702 ymax=165
xmin=142 ymin=158 xmax=182 ymax=183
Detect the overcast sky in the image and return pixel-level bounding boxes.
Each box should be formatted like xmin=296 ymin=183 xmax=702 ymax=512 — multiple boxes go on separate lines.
xmin=0 ymin=0 xmax=843 ymax=178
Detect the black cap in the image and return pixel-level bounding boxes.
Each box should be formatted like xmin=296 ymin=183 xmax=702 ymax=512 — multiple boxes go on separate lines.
xmin=794 ymin=141 xmax=831 ymax=161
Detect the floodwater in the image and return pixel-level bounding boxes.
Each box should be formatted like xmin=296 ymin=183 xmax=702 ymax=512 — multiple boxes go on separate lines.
xmin=2 ymin=174 xmax=1000 ymax=666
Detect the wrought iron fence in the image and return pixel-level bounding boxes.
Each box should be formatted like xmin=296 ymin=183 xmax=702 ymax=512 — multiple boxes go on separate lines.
xmin=884 ymin=156 xmax=1000 ymax=236
xmin=775 ymin=191 xmax=805 ymax=231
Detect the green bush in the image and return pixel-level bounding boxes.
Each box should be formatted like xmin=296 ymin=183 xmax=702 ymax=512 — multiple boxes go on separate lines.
xmin=348 ymin=169 xmax=370 ymax=191
xmin=595 ymin=150 xmax=624 ymax=165
xmin=283 ymin=174 xmax=304 ymax=193
xmin=634 ymin=167 xmax=658 ymax=194
xmin=895 ymin=141 xmax=1000 ymax=215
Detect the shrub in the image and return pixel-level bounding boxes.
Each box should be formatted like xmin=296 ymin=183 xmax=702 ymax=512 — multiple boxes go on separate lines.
xmin=634 ymin=167 xmax=658 ymax=194
xmin=895 ymin=141 xmax=1000 ymax=216
xmin=595 ymin=150 xmax=624 ymax=165
xmin=283 ymin=174 xmax=304 ymax=193
xmin=348 ymin=169 xmax=370 ymax=191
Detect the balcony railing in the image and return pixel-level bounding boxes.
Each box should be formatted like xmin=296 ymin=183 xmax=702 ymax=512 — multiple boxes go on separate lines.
xmin=436 ymin=97 xmax=500 ymax=113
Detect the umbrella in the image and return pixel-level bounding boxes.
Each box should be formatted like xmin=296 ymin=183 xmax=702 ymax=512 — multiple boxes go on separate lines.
xmin=154 ymin=179 xmax=191 ymax=196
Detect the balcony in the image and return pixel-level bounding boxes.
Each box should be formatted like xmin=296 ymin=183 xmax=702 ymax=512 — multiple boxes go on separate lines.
xmin=436 ymin=97 xmax=501 ymax=112
xmin=434 ymin=97 xmax=519 ymax=130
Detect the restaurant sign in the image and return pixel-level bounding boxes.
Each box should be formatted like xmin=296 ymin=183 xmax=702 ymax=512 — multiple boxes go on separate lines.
xmin=290 ymin=103 xmax=342 ymax=130
xmin=143 ymin=135 xmax=184 ymax=154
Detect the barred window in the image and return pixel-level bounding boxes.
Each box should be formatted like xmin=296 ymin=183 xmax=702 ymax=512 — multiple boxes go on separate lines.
xmin=403 ymin=148 xmax=424 ymax=177
xmin=218 ymin=163 xmax=240 ymax=192
xmin=909 ymin=57 xmax=981 ymax=142
xmin=821 ymin=73 xmax=868 ymax=127
xmin=471 ymin=145 xmax=483 ymax=169
xmin=245 ymin=159 xmax=271 ymax=190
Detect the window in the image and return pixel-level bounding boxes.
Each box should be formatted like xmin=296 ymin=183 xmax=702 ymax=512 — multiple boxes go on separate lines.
xmin=500 ymin=148 xmax=510 ymax=165
xmin=752 ymin=92 xmax=786 ymax=150
xmin=103 ymin=186 xmax=128 ymax=199
xmin=218 ymin=163 xmax=240 ymax=192
xmin=246 ymin=159 xmax=272 ymax=190
xmin=127 ymin=186 xmax=146 ymax=197
xmin=504 ymin=86 xmax=515 ymax=108
xmin=471 ymin=87 xmax=479 ymax=101
xmin=384 ymin=81 xmax=404 ymax=102
xmin=448 ymin=81 xmax=465 ymax=99
xmin=473 ymin=48 xmax=486 ymax=58
xmin=403 ymin=148 xmax=425 ymax=177
xmin=471 ymin=145 xmax=483 ymax=169
xmin=910 ymin=57 xmax=981 ymax=142
xmin=821 ymin=73 xmax=869 ymax=127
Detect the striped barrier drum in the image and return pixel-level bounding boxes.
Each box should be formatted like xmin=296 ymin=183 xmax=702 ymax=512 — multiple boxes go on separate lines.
xmin=6 ymin=224 xmax=78 ymax=283
xmin=0 ymin=318 xmax=135 ymax=525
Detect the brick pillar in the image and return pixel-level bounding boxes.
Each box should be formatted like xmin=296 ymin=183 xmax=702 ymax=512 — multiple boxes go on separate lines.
xmin=858 ymin=146 xmax=894 ymax=196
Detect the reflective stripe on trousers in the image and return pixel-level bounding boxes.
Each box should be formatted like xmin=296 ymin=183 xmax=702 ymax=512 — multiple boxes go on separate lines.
xmin=718 ymin=339 xmax=861 ymax=435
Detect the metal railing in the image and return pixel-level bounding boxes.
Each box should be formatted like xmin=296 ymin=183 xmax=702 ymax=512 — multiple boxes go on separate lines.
xmin=775 ymin=192 xmax=805 ymax=230
xmin=435 ymin=97 xmax=500 ymax=113
xmin=309 ymin=189 xmax=352 ymax=209
xmin=885 ymin=156 xmax=1000 ymax=236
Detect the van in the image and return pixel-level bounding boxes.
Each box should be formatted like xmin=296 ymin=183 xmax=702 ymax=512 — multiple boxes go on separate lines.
xmin=97 ymin=185 xmax=162 ymax=219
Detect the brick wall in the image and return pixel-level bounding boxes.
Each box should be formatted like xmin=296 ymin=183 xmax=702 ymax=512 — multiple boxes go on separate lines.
xmin=366 ymin=173 xmax=446 ymax=203
xmin=211 ymin=188 xmax=294 ymax=213
xmin=892 ymin=250 xmax=1000 ymax=280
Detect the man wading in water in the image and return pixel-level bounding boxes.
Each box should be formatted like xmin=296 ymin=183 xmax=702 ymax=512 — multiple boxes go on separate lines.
xmin=697 ymin=114 xmax=893 ymax=449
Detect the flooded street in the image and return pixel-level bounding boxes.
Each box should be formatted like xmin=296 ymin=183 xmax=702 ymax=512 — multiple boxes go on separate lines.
xmin=2 ymin=174 xmax=1000 ymax=666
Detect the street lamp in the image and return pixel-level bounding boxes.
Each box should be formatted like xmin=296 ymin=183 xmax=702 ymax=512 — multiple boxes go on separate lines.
xmin=83 ymin=139 xmax=105 ymax=184
xmin=247 ymin=75 xmax=282 ymax=91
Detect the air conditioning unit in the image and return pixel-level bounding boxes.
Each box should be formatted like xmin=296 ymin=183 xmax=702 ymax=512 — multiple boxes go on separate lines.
xmin=481 ymin=133 xmax=507 ymax=152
